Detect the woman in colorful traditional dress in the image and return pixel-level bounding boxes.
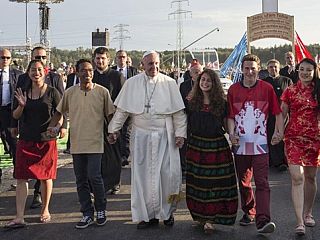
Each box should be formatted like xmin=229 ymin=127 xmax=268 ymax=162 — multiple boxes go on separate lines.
xmin=185 ymin=68 xmax=238 ymax=233
xmin=5 ymin=59 xmax=62 ymax=228
xmin=280 ymin=58 xmax=320 ymax=236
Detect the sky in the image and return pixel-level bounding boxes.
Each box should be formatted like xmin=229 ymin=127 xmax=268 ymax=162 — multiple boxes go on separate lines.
xmin=0 ymin=0 xmax=319 ymax=51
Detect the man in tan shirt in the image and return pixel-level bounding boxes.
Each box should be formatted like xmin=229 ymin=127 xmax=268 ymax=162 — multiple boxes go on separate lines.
xmin=49 ymin=59 xmax=114 ymax=229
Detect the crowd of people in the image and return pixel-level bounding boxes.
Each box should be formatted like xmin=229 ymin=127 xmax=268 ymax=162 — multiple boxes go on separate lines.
xmin=0 ymin=46 xmax=319 ymax=237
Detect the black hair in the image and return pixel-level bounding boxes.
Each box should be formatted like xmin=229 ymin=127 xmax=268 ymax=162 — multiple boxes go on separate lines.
xmin=75 ymin=59 xmax=92 ymax=72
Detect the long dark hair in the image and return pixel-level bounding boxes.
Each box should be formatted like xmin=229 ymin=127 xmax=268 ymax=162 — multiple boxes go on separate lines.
xmin=188 ymin=69 xmax=226 ymax=119
xmin=297 ymin=58 xmax=320 ymax=106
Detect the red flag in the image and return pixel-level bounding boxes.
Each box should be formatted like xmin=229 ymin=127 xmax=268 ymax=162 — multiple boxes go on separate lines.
xmin=295 ymin=31 xmax=313 ymax=62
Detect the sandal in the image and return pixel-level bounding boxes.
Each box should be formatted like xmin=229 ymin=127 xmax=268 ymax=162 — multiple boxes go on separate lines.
xmin=295 ymin=224 xmax=305 ymax=235
xmin=203 ymin=222 xmax=215 ymax=234
xmin=40 ymin=214 xmax=51 ymax=223
xmin=4 ymin=220 xmax=26 ymax=229
xmin=304 ymin=214 xmax=315 ymax=227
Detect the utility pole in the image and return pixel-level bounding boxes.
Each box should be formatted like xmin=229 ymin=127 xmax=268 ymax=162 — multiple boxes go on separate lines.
xmin=168 ymin=0 xmax=191 ymax=75
xmin=113 ymin=24 xmax=131 ymax=50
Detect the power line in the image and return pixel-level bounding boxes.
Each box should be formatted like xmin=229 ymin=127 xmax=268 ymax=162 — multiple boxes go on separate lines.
xmin=112 ymin=24 xmax=131 ymax=50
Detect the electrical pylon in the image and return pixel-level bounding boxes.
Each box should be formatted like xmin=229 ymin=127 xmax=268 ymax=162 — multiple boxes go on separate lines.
xmin=168 ymin=0 xmax=192 ymax=72
xmin=113 ymin=24 xmax=131 ymax=50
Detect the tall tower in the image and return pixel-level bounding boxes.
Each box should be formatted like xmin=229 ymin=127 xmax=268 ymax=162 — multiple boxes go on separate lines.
xmin=9 ymin=0 xmax=64 ymax=46
xmin=169 ymin=0 xmax=191 ymax=72
xmin=113 ymin=24 xmax=131 ymax=50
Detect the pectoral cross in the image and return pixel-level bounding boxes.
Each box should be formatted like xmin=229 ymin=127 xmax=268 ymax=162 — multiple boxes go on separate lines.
xmin=145 ymin=103 xmax=151 ymax=113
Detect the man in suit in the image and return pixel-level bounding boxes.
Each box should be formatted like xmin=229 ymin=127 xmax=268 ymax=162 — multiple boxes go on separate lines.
xmin=13 ymin=46 xmax=66 ymax=209
xmin=111 ymin=50 xmax=138 ymax=80
xmin=179 ymin=62 xmax=203 ymax=176
xmin=126 ymin=56 xmax=133 ymax=67
xmin=0 ymin=49 xmax=23 ymax=181
xmin=264 ymin=59 xmax=292 ymax=172
xmin=179 ymin=62 xmax=203 ymax=106
xmin=279 ymin=51 xmax=298 ymax=83
xmin=92 ymin=47 xmax=123 ymax=195
xmin=111 ymin=50 xmax=138 ymax=167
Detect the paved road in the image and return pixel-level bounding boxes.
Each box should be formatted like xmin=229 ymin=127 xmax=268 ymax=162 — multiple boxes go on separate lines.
xmin=0 ymin=156 xmax=319 ymax=240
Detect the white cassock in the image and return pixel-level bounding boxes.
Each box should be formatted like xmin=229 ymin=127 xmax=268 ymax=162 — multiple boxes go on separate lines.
xmin=108 ymin=72 xmax=187 ymax=222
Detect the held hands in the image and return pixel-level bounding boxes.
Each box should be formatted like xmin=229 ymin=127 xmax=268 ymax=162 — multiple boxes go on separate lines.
xmin=46 ymin=126 xmax=60 ymax=138
xmin=175 ymin=137 xmax=184 ymax=148
xmin=107 ymin=132 xmax=119 ymax=144
xmin=271 ymin=132 xmax=283 ymax=145
xmin=59 ymin=128 xmax=67 ymax=139
xmin=15 ymin=88 xmax=27 ymax=107
xmin=229 ymin=133 xmax=240 ymax=146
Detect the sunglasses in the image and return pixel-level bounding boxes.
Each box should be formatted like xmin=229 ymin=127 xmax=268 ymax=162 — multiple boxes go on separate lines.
xmin=34 ymin=56 xmax=47 ymax=60
xmin=1 ymin=56 xmax=11 ymax=60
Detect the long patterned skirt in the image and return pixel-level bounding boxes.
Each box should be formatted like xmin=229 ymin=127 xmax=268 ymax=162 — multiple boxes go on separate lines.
xmin=186 ymin=134 xmax=238 ymax=225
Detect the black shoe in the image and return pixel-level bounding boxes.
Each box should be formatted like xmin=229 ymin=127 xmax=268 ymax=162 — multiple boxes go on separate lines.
xmin=121 ymin=158 xmax=129 ymax=166
xmin=137 ymin=221 xmax=150 ymax=229
xmin=106 ymin=186 xmax=120 ymax=195
xmin=257 ymin=221 xmax=276 ymax=234
xmin=137 ymin=219 xmax=159 ymax=229
xmin=63 ymin=149 xmax=70 ymax=154
xmin=113 ymin=185 xmax=120 ymax=194
xmin=164 ymin=215 xmax=174 ymax=226
xmin=121 ymin=159 xmax=129 ymax=167
xmin=96 ymin=210 xmax=107 ymax=226
xmin=278 ymin=164 xmax=288 ymax=172
xmin=30 ymin=193 xmax=42 ymax=209
xmin=149 ymin=218 xmax=159 ymax=225
xmin=75 ymin=216 xmax=94 ymax=229
xmin=239 ymin=214 xmax=255 ymax=226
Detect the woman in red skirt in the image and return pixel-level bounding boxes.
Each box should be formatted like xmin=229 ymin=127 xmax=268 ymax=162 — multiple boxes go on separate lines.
xmin=5 ymin=59 xmax=62 ymax=228
xmin=281 ymin=58 xmax=320 ymax=235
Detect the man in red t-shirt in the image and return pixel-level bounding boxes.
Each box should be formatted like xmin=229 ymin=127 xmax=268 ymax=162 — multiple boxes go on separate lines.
xmin=227 ymin=54 xmax=284 ymax=234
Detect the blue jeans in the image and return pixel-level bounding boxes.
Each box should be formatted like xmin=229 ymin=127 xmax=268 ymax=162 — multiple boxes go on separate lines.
xmin=72 ymin=153 xmax=106 ymax=217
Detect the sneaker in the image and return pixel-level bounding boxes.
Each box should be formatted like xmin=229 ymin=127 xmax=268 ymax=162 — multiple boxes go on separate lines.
xmin=75 ymin=216 xmax=94 ymax=229
xmin=106 ymin=185 xmax=120 ymax=195
xmin=96 ymin=211 xmax=107 ymax=226
xmin=239 ymin=214 xmax=255 ymax=226
xmin=30 ymin=193 xmax=42 ymax=209
xmin=257 ymin=221 xmax=276 ymax=234
xmin=121 ymin=157 xmax=129 ymax=167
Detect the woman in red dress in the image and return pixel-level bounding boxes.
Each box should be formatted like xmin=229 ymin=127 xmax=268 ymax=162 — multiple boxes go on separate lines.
xmin=5 ymin=60 xmax=62 ymax=228
xmin=280 ymin=58 xmax=320 ymax=235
